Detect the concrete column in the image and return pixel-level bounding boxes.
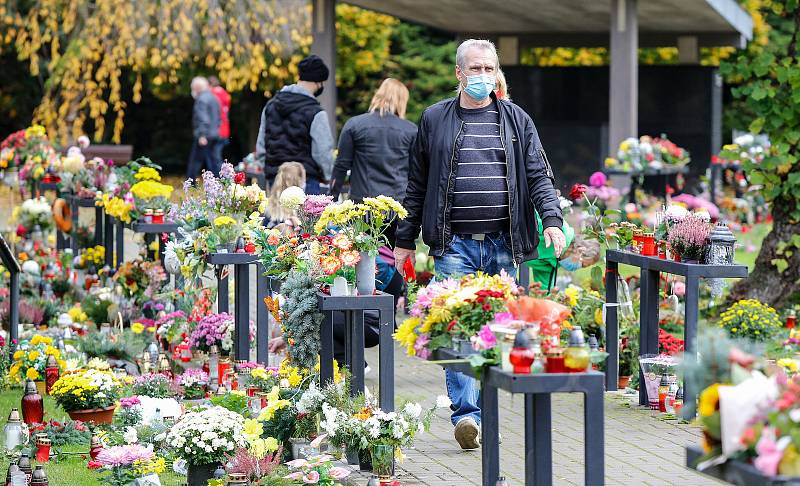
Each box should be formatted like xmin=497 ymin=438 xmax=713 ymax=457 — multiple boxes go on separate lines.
xmin=312 ymin=0 xmax=337 ymax=137
xmin=498 ymin=36 xmax=520 ymax=66
xmin=609 ymin=0 xmax=638 ymax=155
xmin=678 ymin=35 xmax=699 ymax=64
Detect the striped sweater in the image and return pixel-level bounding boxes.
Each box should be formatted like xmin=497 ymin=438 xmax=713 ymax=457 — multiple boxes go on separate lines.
xmin=450 ymin=102 xmax=509 ymax=234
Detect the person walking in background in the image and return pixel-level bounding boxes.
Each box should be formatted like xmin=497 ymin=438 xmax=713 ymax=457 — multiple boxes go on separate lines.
xmin=393 ymin=39 xmax=565 ymax=450
xmin=208 ymin=76 xmax=231 ymax=169
xmin=256 ymin=55 xmax=334 ymax=195
xmin=188 ymin=76 xmax=221 ymax=178
xmin=329 ymin=78 xmax=417 ymax=247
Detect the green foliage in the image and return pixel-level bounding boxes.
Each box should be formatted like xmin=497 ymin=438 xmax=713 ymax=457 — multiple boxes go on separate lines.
xmin=210 ymin=391 xmax=250 ymax=416
xmin=720 ymin=1 xmax=800 ymax=221
xmin=281 ymin=269 xmax=323 ymax=370
xmin=81 ymin=295 xmax=113 ymax=324
xmin=77 ymin=329 xmax=150 ymax=362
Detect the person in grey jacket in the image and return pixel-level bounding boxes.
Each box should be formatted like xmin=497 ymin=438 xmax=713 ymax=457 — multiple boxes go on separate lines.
xmin=188 ymin=76 xmax=221 ymax=178
xmin=255 ymin=55 xmax=334 ymax=194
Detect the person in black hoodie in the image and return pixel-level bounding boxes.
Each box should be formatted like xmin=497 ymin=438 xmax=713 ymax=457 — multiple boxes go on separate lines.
xmin=255 ymin=55 xmax=334 ymax=195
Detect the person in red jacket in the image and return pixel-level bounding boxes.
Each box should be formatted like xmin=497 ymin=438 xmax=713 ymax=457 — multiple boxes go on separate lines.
xmin=208 ymin=76 xmax=231 ymax=172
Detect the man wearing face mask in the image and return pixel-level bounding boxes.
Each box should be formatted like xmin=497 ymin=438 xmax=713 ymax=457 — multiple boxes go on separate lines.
xmin=256 ymin=54 xmax=334 ymax=194
xmin=394 ymin=39 xmax=565 ymax=450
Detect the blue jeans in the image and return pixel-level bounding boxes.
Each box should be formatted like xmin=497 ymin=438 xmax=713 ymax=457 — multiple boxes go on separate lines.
xmin=434 ymin=232 xmax=516 ymax=425
xmin=305 ymin=177 xmax=321 ymax=195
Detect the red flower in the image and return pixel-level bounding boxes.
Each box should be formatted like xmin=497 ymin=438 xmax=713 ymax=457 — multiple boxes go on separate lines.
xmin=87 ymin=460 xmax=102 ymax=470
xmin=568 ymin=183 xmax=587 ymax=201
xmin=15 ymin=224 xmax=26 ymax=237
xmin=234 ymin=172 xmax=246 ymax=184
xmin=447 ymin=320 xmax=457 ymax=332
xmin=402 ymin=258 xmax=416 ymax=283
xmin=482 ymin=303 xmax=492 ymax=312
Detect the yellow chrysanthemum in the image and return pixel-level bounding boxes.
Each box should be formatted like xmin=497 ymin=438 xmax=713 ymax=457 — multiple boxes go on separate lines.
xmin=698 ymin=384 xmax=722 ymax=417
xmin=394 ymin=318 xmax=420 ymax=356
xmin=131 ymin=322 xmax=145 ymax=334
xmin=26 ymin=368 xmax=40 ymax=381
xmin=213 ymin=216 xmax=237 ymax=227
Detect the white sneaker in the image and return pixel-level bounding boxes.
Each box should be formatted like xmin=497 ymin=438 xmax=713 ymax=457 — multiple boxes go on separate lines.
xmin=454 ymin=417 xmax=481 ymax=450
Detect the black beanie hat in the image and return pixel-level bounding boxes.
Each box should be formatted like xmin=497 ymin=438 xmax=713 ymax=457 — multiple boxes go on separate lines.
xmin=298 ymin=55 xmax=330 ymax=82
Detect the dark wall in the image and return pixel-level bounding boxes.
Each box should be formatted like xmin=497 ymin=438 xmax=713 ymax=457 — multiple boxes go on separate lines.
xmin=504 ymin=65 xmax=721 ymax=192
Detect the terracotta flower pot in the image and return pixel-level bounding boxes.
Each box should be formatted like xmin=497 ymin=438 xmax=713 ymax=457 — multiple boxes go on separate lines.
xmin=618 ymin=375 xmax=632 ymax=390
xmin=67 ymin=405 xmax=116 ymax=424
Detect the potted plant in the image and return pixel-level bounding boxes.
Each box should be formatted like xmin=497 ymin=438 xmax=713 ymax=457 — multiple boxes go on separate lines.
xmin=50 ymin=369 xmax=122 ymax=424
xmin=131 ymin=373 xmax=177 ymax=399
xmin=178 ymin=369 xmax=209 ymax=404
xmin=667 ymin=216 xmax=710 ymax=263
xmin=9 ymin=335 xmax=65 ymax=392
xmin=283 ymin=454 xmax=352 ymax=484
xmin=162 ymin=406 xmax=247 ymax=486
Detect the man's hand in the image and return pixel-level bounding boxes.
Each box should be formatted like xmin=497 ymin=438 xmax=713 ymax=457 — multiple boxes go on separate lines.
xmin=543 ymin=226 xmax=566 ymax=257
xmin=198 ymin=136 xmax=208 ymax=146
xmin=268 ymin=336 xmax=286 ymax=353
xmin=394 ymin=247 xmax=415 ymax=275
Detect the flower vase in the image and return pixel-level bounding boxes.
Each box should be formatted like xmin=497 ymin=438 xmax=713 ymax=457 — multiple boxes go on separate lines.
xmin=355 ymin=251 xmax=376 ymax=295
xmin=370 ymin=444 xmax=395 ymax=480
xmin=359 ymin=447 xmax=373 ymax=471
xmin=346 ymin=446 xmax=360 ymax=466
xmin=186 ymin=462 xmax=219 ymax=486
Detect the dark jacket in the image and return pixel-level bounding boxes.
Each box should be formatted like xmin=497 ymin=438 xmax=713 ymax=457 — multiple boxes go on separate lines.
xmin=330 ymin=112 xmax=417 ymax=200
xmin=395 ymin=92 xmax=563 ymax=264
xmin=192 ymin=90 xmax=221 ymax=141
xmin=261 ymin=90 xmax=323 ymax=179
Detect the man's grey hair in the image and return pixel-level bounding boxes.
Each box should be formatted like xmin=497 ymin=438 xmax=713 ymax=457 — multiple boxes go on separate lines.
xmin=191 ymin=76 xmax=209 ymax=91
xmin=455 ymin=39 xmax=500 ymax=70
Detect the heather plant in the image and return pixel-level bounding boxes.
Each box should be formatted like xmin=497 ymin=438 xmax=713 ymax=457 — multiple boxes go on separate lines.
xmin=667 ymin=215 xmax=710 ymax=261
xmin=281 ymin=269 xmax=323 ymax=370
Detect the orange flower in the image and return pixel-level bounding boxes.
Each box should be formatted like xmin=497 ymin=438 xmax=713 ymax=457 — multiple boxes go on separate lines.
xmin=340 ymin=250 xmax=361 ymax=267
xmin=332 ymin=233 xmax=352 ymax=250
xmin=276 ymin=245 xmax=288 ymax=257
xmin=267 ymin=233 xmax=280 ymax=246
xmin=320 ymin=255 xmax=341 ymax=275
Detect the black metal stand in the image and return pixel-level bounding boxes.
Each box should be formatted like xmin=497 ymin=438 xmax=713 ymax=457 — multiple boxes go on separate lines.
xmin=317 ymin=291 xmax=395 ymax=411
xmin=604 ymin=250 xmax=748 ymax=411
xmin=0 ymin=235 xmax=20 ymax=354
xmin=65 ymin=195 xmax=100 ymax=254
xmin=436 ymin=348 xmax=605 ymax=486
xmin=207 ymin=253 xmax=273 ymax=363
xmin=605 ymin=165 xmax=689 ymax=204
xmin=104 ymin=212 xmax=115 ymax=268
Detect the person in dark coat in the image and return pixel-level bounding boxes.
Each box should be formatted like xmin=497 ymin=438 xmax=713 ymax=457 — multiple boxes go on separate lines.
xmin=188 ymin=76 xmax=221 ymax=178
xmin=329 ymin=78 xmax=417 ymax=247
xmin=255 ymin=55 xmax=334 ymax=195
xmin=393 ymin=39 xmax=566 ymax=451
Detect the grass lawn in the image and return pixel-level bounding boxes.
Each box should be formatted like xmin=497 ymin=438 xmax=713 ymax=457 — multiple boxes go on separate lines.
xmin=0 ymin=388 xmax=184 ymax=486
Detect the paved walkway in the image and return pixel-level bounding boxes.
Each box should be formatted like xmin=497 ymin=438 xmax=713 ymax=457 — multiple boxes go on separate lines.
xmin=348 ymin=345 xmax=722 ymax=486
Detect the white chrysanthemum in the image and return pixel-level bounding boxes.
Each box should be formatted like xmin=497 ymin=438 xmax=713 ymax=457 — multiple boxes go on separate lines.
xmin=279 ymin=186 xmax=305 ymax=210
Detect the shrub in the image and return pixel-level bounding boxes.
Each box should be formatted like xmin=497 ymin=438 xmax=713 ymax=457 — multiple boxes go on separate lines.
xmin=718 ymin=299 xmax=783 ymax=342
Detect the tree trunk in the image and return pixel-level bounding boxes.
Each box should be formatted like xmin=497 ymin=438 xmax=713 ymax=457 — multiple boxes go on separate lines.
xmin=728 ymin=200 xmax=800 ymax=308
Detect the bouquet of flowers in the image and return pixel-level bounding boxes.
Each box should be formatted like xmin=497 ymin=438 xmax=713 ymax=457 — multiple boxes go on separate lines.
xmin=314 ymin=196 xmax=407 ymax=253
xmin=13 ymin=196 xmax=54 ymax=235
xmin=131 ymin=373 xmax=177 ymax=398
xmin=9 ymin=335 xmax=66 ymax=383
xmin=50 ymin=369 xmax=122 ymax=412
xmin=161 ymin=406 xmax=247 ymax=466
xmin=102 ymin=157 xmax=164 ymax=223
xmin=284 ymin=455 xmax=351 ymax=484
xmin=605 ymin=135 xmax=690 ymax=173
xmin=91 ymin=444 xmax=166 ymax=486
xmin=112 ymin=259 xmax=168 ymax=305
xmin=177 ymin=369 xmax=208 ymax=400
xmin=394 ymin=272 xmax=518 ymax=357
xmin=129 ymin=166 xmax=174 ymax=215
xmin=188 ymin=312 xmax=234 ymax=354
xmin=361 ymin=400 xmax=441 ymax=449
xmin=12 ymin=125 xmax=58 ymax=187
xmin=247 ymin=366 xmax=279 ymax=392
xmin=717 ymin=133 xmax=770 ymax=167
xmin=74 ymin=245 xmax=106 ymax=274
